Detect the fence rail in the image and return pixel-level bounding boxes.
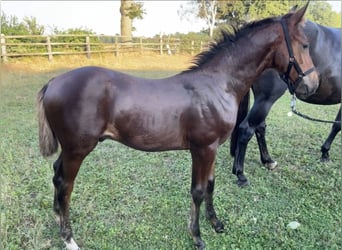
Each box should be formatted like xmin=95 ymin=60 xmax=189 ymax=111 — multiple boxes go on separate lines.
xmin=0 ymin=34 xmax=210 ymax=62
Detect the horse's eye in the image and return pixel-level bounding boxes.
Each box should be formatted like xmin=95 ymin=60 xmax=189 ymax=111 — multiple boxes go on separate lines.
xmin=303 ymin=44 xmax=309 ymax=49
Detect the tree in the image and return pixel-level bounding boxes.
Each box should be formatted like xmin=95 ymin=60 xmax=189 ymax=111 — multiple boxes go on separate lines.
xmin=51 ymin=27 xmax=102 ymax=52
xmin=179 ymin=0 xmax=231 ymax=37
xmin=232 ymin=0 xmax=341 ymax=27
xmin=223 ymin=0 xmax=302 ymax=26
xmin=0 ymin=12 xmax=46 ymax=50
xmin=120 ymin=0 xmax=145 ymax=42
xmin=22 ymin=16 xmax=45 ymax=35
xmin=180 ymin=0 xmax=341 ymax=36
xmin=197 ymin=0 xmax=219 ymax=37
xmin=306 ymin=1 xmax=341 ymax=27
xmin=220 ymin=0 xmax=251 ymax=27
xmin=1 ymin=13 xmax=45 ymax=35
xmin=245 ymin=0 xmax=341 ymax=27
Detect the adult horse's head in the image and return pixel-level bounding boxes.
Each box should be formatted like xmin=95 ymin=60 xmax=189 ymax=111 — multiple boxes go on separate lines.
xmin=275 ymin=3 xmax=319 ymax=97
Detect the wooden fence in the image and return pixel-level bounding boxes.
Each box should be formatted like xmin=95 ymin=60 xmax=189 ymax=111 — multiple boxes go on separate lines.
xmin=0 ymin=34 xmax=210 ymax=62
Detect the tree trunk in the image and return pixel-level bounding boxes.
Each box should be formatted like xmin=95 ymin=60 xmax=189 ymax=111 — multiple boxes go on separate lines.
xmin=120 ymin=0 xmax=132 ymax=42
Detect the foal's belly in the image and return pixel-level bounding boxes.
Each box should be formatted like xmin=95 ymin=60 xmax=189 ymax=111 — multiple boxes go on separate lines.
xmin=102 ymin=121 xmax=189 ymax=152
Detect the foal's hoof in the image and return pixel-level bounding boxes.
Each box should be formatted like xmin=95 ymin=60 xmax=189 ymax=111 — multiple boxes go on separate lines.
xmin=265 ymin=161 xmax=278 ymax=170
xmin=321 ymin=158 xmax=330 ymax=163
xmin=194 ymin=240 xmax=205 ymax=250
xmin=213 ymin=221 xmax=224 ymax=233
xmin=321 ymin=156 xmax=330 ymax=162
xmin=64 ymin=238 xmax=80 ymax=250
xmin=236 ymin=176 xmax=249 ymax=187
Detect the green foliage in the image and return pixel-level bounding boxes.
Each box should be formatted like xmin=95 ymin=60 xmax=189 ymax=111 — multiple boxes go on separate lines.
xmin=1 ymin=12 xmax=44 ymax=35
xmin=222 ymin=0 xmax=250 ymax=26
xmin=52 ymin=27 xmax=95 ymax=36
xmin=1 ymin=13 xmax=28 ymax=35
xmin=182 ymin=0 xmax=341 ymax=32
xmin=248 ymin=0 xmax=291 ymax=20
xmin=22 ymin=16 xmax=45 ymax=35
xmin=178 ymin=31 xmax=210 ymax=53
xmin=120 ymin=1 xmax=145 ymax=41
xmin=306 ymin=1 xmax=341 ymax=27
xmin=125 ymin=1 xmax=145 ymax=20
xmin=244 ymin=0 xmax=341 ymax=27
xmin=1 ymin=13 xmax=46 ymax=55
xmin=51 ymin=27 xmax=100 ymax=48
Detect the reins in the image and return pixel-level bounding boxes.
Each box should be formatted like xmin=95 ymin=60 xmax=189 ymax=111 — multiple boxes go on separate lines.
xmin=290 ymin=94 xmax=341 ymax=124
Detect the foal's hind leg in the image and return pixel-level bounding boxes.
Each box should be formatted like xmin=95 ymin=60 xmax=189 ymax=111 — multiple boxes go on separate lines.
xmin=53 ymin=154 xmax=63 ymax=223
xmin=53 ymin=149 xmax=93 ymax=250
xmin=321 ymin=107 xmax=341 ymax=162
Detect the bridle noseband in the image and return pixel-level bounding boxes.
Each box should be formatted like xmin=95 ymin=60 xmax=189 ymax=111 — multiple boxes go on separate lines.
xmin=280 ymin=19 xmax=316 ymax=94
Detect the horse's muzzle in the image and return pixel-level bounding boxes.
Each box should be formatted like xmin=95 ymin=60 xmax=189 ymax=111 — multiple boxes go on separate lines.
xmin=295 ymin=74 xmax=319 ymax=98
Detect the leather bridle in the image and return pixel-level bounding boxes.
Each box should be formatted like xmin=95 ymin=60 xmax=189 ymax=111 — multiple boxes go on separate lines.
xmin=280 ymin=19 xmax=316 ymax=94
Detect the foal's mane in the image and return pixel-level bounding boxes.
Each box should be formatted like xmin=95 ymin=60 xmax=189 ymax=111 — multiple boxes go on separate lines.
xmin=184 ymin=15 xmax=285 ymax=72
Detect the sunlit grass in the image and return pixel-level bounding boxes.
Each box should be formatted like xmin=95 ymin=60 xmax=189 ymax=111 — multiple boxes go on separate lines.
xmin=1 ymin=52 xmax=193 ymax=73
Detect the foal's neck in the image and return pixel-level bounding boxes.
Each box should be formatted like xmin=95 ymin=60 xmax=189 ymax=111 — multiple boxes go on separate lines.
xmin=223 ymin=26 xmax=280 ymax=101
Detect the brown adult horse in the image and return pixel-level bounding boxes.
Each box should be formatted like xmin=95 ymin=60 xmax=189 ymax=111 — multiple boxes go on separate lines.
xmin=230 ymin=19 xmax=341 ymax=187
xmin=37 ymin=4 xmax=318 ymax=250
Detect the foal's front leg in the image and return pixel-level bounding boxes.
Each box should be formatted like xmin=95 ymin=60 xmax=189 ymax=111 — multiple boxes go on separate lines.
xmin=188 ymin=144 xmax=223 ymax=249
xmin=205 ymin=178 xmax=224 ymax=233
xmin=189 ymin=186 xmax=206 ymax=249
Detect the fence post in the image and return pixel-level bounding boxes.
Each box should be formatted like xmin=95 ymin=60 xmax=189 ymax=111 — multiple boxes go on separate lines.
xmin=159 ymin=35 xmax=163 ymax=55
xmin=115 ymin=36 xmax=119 ymax=57
xmin=86 ymin=36 xmax=91 ymax=59
xmin=46 ymin=36 xmax=53 ymax=61
xmin=1 ymin=34 xmax=8 ymax=63
xmin=139 ymin=37 xmax=143 ymax=54
xmin=191 ymin=40 xmax=194 ymax=56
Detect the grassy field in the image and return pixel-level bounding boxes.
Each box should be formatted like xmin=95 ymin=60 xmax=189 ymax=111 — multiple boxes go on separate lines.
xmin=0 ymin=54 xmax=341 ymax=250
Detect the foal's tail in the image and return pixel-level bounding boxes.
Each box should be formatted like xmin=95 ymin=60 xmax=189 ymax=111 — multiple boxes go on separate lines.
xmin=230 ymin=90 xmax=250 ymax=157
xmin=37 ymin=84 xmax=58 ymax=157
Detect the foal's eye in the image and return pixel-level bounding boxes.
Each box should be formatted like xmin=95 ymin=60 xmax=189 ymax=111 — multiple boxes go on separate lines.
xmin=303 ymin=44 xmax=309 ymax=49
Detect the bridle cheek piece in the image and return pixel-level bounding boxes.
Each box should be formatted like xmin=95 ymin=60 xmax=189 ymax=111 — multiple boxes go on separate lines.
xmin=279 ymin=19 xmax=316 ymax=94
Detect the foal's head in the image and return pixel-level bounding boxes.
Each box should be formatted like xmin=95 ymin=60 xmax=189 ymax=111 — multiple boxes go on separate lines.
xmin=274 ymin=3 xmax=319 ymax=97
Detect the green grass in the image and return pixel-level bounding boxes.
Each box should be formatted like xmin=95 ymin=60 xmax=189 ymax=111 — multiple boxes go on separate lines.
xmin=0 ymin=66 xmax=341 ymax=250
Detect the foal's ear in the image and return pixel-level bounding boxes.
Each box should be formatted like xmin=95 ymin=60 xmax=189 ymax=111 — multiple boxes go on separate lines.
xmin=290 ymin=2 xmax=309 ymax=26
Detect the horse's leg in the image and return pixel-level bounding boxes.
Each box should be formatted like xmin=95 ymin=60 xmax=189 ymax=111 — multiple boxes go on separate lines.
xmin=205 ymin=173 xmax=224 ymax=233
xmin=255 ymin=121 xmax=278 ymax=170
xmin=321 ymin=107 xmax=341 ymax=162
xmin=189 ymin=143 xmax=221 ymax=250
xmin=232 ymin=108 xmax=279 ymax=186
xmin=53 ymin=148 xmax=93 ymax=250
xmin=53 ymin=153 xmax=63 ymax=223
xmin=232 ymin=118 xmax=255 ymax=187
